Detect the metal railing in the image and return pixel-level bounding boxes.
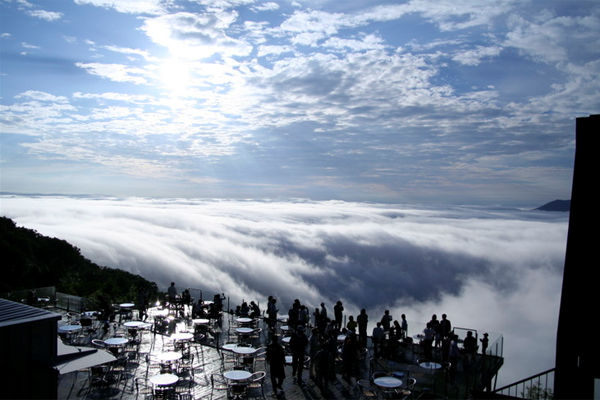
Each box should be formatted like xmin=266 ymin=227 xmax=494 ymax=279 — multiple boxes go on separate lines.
xmin=493 ymin=368 xmax=555 ymax=399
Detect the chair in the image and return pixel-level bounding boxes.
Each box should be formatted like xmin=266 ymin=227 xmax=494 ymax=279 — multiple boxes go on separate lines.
xmin=91 ymin=339 xmax=106 ymax=348
xmin=87 ymin=365 xmax=109 ymax=395
xmin=357 ymin=379 xmax=379 ymax=399
xmin=247 ymin=371 xmax=266 ymax=399
xmin=179 ymin=353 xmax=195 ymax=380
xmin=398 ymin=377 xmax=416 ymax=399
xmin=211 ymin=374 xmax=229 ymax=400
xmin=135 ymin=377 xmax=153 ymax=398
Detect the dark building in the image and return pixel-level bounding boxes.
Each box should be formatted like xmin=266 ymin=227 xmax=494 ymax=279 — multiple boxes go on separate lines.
xmin=554 ymin=114 xmax=599 ymax=399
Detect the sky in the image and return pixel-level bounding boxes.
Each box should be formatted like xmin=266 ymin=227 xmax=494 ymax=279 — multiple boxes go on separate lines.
xmin=1 ymin=195 xmax=568 ymax=388
xmin=1 ymin=0 xmax=599 ymax=206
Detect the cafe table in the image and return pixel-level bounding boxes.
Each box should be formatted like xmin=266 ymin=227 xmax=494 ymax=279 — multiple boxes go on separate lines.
xmin=419 ymin=361 xmax=442 ymax=371
xmin=150 ymin=373 xmax=179 ymax=397
xmin=104 ymin=337 xmax=129 ymax=346
xmin=374 ymin=376 xmax=403 ymax=389
xmin=58 ymin=325 xmax=82 ymax=334
xmin=224 ymin=370 xmax=251 ymax=399
xmin=58 ymin=325 xmax=82 ymax=343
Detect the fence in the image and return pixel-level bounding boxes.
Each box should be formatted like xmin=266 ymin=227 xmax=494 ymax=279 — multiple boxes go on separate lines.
xmin=493 ymin=368 xmax=555 ymax=399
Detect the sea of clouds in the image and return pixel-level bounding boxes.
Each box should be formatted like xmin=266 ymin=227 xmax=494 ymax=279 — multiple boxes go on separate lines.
xmin=1 ymin=195 xmax=568 ymax=387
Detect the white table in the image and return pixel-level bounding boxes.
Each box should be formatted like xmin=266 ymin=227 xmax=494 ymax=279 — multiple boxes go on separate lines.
xmin=149 ymin=373 xmax=179 ymax=386
xmin=171 ymin=332 xmax=193 ymax=341
xmin=236 ymin=317 xmax=253 ymax=324
xmin=104 ymin=337 xmax=128 ymax=346
xmin=374 ymin=376 xmax=403 ymax=388
xmin=58 ymin=325 xmax=82 ymax=333
xmin=124 ymin=320 xmax=146 ymax=328
xmin=193 ymin=318 xmax=210 ymax=325
xmin=232 ymin=346 xmax=256 ymax=355
xmin=235 ymin=327 xmax=254 ymax=334
xmin=419 ymin=361 xmax=442 ymax=370
xmin=119 ymin=303 xmax=135 ymax=308
xmin=158 ymin=351 xmax=182 ymax=363
xmin=224 ymin=370 xmax=252 ymax=381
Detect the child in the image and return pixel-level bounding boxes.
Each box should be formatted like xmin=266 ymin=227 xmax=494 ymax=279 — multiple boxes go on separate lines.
xmin=480 ymin=332 xmax=489 ymax=354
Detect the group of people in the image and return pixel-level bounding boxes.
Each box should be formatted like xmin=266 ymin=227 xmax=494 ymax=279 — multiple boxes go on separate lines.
xmin=264 ymin=298 xmax=377 ymax=396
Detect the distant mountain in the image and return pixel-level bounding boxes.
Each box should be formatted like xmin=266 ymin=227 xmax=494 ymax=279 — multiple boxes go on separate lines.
xmin=535 ymin=199 xmax=571 ymax=212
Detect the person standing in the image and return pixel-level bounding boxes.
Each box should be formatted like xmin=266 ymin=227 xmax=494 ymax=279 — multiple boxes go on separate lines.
xmin=422 ymin=322 xmax=435 ymax=360
xmin=342 ymin=332 xmax=360 ymax=382
xmin=334 ymin=301 xmax=344 ymax=331
xmin=357 ymin=308 xmax=368 ymax=348
xmin=401 ymin=314 xmax=408 ymax=338
xmin=137 ymin=289 xmax=147 ymax=322
xmin=290 ymin=325 xmax=309 ymax=383
xmin=440 ymin=314 xmax=452 ymax=340
xmin=380 ymin=310 xmax=392 ymax=332
xmin=372 ymin=322 xmax=385 ymax=358
xmin=167 ymin=282 xmax=177 ymax=303
xmin=266 ymin=336 xmax=286 ymax=395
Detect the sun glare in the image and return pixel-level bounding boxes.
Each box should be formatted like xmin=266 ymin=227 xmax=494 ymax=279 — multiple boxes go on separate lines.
xmin=159 ymin=58 xmax=191 ymax=96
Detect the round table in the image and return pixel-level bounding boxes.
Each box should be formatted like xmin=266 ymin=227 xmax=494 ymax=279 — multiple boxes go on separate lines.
xmin=58 ymin=325 xmax=82 ymax=333
xmin=124 ymin=320 xmax=146 ymax=328
xmin=104 ymin=337 xmax=129 ymax=346
xmin=224 ymin=370 xmax=252 ymax=381
xmin=236 ymin=317 xmax=253 ymax=324
xmin=222 ymin=343 xmax=238 ymax=351
xmin=281 ymin=336 xmax=291 ymax=344
xmin=119 ymin=303 xmax=135 ymax=308
xmin=158 ymin=351 xmax=182 ymax=363
xmin=150 ymin=373 xmax=179 ymax=386
xmin=171 ymin=332 xmax=193 ymax=341
xmin=419 ymin=361 xmax=442 ymax=370
xmin=233 ymin=346 xmax=256 ymax=355
xmin=374 ymin=376 xmax=403 ymax=389
xmin=193 ymin=318 xmax=210 ymax=325
xmin=235 ymin=327 xmax=254 ymax=334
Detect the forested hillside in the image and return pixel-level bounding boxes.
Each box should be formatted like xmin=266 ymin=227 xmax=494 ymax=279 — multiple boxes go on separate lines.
xmin=0 ymin=216 xmax=158 ymax=303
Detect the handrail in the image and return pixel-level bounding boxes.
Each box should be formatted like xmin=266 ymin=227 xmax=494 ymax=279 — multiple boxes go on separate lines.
xmin=493 ymin=368 xmax=555 ymax=399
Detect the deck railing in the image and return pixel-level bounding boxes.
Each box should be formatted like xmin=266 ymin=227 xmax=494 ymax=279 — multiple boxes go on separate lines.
xmin=492 ymin=368 xmax=555 ymax=399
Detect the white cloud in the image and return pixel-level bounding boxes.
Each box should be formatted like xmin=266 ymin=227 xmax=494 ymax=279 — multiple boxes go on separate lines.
xmin=141 ymin=11 xmax=253 ymax=59
xmin=74 ymin=62 xmax=153 ymax=85
xmin=27 ymin=9 xmax=63 ymax=21
xmin=73 ymin=0 xmax=167 ymax=15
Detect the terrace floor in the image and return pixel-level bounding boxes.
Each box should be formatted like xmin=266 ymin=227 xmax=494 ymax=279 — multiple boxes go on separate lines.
xmin=55 ymin=305 xmax=502 ymax=400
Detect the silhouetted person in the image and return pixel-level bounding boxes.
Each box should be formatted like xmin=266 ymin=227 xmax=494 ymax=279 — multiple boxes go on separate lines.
xmin=167 ymin=282 xmax=177 ymax=303
xmin=480 ymin=332 xmax=489 ymax=354
xmin=334 ymin=300 xmax=344 ymax=330
xmin=381 ymin=310 xmax=392 ymax=331
xmin=266 ymin=336 xmax=286 ymax=395
xmin=372 ymin=322 xmax=385 ymax=357
xmin=440 ymin=313 xmax=452 ymax=339
xmin=357 ymin=308 xmax=368 ymax=347
xmin=290 ymin=325 xmax=309 ymax=382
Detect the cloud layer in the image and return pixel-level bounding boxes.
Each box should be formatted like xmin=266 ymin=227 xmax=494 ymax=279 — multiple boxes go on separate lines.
xmin=1 ymin=195 xmax=567 ymax=386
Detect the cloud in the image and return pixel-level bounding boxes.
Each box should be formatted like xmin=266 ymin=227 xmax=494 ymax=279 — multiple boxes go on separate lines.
xmin=0 ymin=196 xmax=567 ymax=386
xmin=141 ymin=11 xmax=253 ymax=59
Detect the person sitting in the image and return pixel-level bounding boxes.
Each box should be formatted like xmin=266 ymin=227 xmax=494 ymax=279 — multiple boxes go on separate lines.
xmin=250 ymin=301 xmax=260 ymax=318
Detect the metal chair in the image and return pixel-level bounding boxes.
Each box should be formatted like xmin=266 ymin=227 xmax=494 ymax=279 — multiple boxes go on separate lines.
xmin=210 ymin=374 xmax=229 ymax=400
xmin=247 ymin=371 xmax=267 ymax=399
xmin=357 ymin=379 xmax=379 ymax=399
